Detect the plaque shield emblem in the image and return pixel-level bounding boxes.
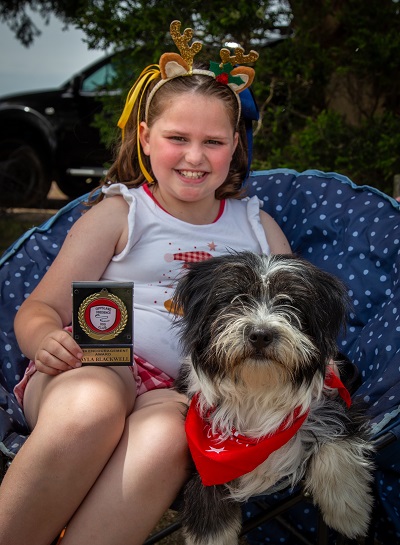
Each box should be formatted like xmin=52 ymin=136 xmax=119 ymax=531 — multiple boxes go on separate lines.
xmin=89 ymin=304 xmax=117 ymax=332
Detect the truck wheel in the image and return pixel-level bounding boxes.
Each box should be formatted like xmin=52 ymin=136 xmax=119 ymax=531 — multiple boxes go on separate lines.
xmin=0 ymin=139 xmax=51 ymax=208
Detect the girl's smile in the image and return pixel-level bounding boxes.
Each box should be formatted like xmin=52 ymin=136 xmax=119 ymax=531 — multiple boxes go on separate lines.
xmin=178 ymin=170 xmax=207 ymax=180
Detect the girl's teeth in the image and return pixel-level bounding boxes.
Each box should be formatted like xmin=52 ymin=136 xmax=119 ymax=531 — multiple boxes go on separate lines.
xmin=180 ymin=170 xmax=205 ymax=179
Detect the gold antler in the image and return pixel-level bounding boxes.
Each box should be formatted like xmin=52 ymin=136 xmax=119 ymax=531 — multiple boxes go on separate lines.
xmin=220 ymin=47 xmax=259 ymax=66
xmin=169 ymin=20 xmax=202 ymax=72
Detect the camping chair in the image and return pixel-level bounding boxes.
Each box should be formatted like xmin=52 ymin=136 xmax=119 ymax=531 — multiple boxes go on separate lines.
xmin=1 ymin=169 xmax=399 ymax=545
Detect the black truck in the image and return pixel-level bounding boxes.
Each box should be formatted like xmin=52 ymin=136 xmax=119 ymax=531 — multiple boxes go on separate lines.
xmin=0 ymin=53 xmax=120 ymax=207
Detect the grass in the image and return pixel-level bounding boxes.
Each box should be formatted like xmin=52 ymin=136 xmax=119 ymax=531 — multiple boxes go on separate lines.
xmin=148 ymin=510 xmax=185 ymax=544
xmin=0 ymin=208 xmax=56 ymax=256
xmin=0 ymin=182 xmax=70 ymax=256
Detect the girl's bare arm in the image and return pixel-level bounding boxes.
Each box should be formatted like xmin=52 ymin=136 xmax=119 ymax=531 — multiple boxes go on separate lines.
xmin=259 ymin=210 xmax=291 ymax=255
xmin=14 ymin=196 xmax=129 ymax=374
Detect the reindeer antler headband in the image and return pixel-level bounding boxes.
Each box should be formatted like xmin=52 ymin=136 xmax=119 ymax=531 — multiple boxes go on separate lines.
xmin=117 ymin=20 xmax=259 ymax=183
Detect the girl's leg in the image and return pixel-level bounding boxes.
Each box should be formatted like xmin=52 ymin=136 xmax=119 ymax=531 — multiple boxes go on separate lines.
xmin=0 ymin=365 xmax=136 ymax=545
xmin=61 ymin=388 xmax=190 ymax=545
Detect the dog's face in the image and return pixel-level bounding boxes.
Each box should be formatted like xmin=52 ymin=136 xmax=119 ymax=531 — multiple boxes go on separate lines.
xmin=173 ymin=253 xmax=349 ymax=390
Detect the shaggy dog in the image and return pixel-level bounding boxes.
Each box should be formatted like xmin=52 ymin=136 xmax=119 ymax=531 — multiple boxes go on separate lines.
xmin=173 ymin=252 xmax=374 ymax=545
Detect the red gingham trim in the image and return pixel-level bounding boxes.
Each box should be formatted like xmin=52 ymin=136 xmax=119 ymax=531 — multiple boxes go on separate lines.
xmin=14 ymin=354 xmax=174 ymax=407
xmin=132 ymin=355 xmax=174 ymax=396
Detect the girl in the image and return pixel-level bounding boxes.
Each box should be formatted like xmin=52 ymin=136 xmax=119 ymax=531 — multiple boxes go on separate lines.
xmin=0 ymin=22 xmax=290 ymax=545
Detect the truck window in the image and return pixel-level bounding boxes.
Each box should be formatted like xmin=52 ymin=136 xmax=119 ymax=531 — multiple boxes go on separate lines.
xmin=81 ymin=63 xmax=117 ymax=93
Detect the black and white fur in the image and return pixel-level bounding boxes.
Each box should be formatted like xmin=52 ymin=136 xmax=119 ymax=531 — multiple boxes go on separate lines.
xmin=173 ymin=252 xmax=374 ymax=545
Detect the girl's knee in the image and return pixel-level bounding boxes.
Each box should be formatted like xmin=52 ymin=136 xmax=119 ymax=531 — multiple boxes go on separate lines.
xmin=140 ymin=397 xmax=189 ymax=465
xmin=160 ymin=408 xmax=187 ymax=448
xmin=32 ymin=368 xmax=135 ymax=443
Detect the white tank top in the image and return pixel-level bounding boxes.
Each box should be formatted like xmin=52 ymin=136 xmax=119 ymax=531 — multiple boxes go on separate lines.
xmin=101 ymin=184 xmax=270 ymax=378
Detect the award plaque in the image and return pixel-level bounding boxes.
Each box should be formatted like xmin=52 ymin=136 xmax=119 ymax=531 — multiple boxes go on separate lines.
xmin=72 ymin=281 xmax=134 ymax=366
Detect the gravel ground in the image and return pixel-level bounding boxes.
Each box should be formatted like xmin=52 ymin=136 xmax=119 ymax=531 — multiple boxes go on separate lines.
xmin=149 ymin=510 xmax=249 ymax=544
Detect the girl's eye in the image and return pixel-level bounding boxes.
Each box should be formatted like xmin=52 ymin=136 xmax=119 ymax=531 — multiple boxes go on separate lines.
xmin=206 ymin=140 xmax=223 ymax=146
xmin=168 ymin=136 xmax=186 ymax=142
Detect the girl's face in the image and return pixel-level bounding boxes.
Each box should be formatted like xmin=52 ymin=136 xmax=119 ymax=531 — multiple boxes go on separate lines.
xmin=139 ymin=92 xmax=238 ymax=212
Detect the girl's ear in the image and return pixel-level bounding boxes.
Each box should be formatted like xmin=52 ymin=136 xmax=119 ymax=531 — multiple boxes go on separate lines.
xmin=233 ymin=131 xmax=239 ymax=154
xmin=139 ymin=122 xmax=151 ymax=156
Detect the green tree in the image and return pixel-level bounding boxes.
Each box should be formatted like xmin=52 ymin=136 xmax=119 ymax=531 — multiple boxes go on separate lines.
xmin=75 ymin=0 xmax=400 ymax=193
xmin=4 ymin=0 xmax=399 ymax=192
xmin=0 ymin=0 xmax=90 ymax=46
xmin=253 ymin=0 xmax=400 ymax=193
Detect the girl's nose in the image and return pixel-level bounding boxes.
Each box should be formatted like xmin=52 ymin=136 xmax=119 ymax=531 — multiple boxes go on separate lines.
xmin=185 ymin=144 xmax=204 ymax=165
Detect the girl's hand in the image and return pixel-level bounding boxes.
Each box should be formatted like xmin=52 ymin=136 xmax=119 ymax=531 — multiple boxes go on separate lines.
xmin=34 ymin=329 xmax=83 ymax=375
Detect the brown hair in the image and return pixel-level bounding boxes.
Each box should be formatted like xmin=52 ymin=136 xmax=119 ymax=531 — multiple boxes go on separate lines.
xmin=88 ymin=68 xmax=248 ymax=205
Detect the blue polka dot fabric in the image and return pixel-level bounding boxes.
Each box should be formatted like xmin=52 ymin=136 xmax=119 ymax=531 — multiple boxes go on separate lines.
xmin=0 ymin=194 xmax=87 ymax=457
xmin=0 ymin=170 xmax=399 ymax=542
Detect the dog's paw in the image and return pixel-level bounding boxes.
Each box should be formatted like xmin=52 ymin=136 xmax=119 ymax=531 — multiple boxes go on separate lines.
xmin=305 ymin=439 xmax=374 ymax=538
xmin=183 ymin=530 xmax=239 ymax=545
xmin=318 ymin=491 xmax=373 ymax=538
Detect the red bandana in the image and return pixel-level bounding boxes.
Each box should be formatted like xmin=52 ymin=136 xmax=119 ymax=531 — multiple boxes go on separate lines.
xmin=185 ymin=371 xmax=351 ymax=486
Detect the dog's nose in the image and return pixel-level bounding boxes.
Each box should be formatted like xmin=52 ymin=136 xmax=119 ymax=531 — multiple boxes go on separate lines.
xmin=248 ymin=329 xmax=273 ymax=350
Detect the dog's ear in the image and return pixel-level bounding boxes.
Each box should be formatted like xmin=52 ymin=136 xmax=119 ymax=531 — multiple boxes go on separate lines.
xmin=164 ymin=259 xmax=224 ymax=316
xmin=172 ymin=258 xmax=222 ymax=347
xmin=305 ymin=264 xmax=350 ymax=362
xmin=173 ymin=260 xmax=215 ymax=317
xmin=173 ymin=253 xmax=249 ymax=322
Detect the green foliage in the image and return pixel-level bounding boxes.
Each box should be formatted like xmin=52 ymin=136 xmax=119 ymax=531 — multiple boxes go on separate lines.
xmin=253 ymin=110 xmax=400 ymax=194
xmin=90 ymin=48 xmax=155 ymax=157
xmin=0 ymin=0 xmax=90 ymax=46
xmin=78 ymin=0 xmax=400 ymax=194
xmin=250 ymin=0 xmax=400 ymax=193
xmin=5 ymin=0 xmax=399 ymax=192
xmin=74 ymin=0 xmax=287 ymax=52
